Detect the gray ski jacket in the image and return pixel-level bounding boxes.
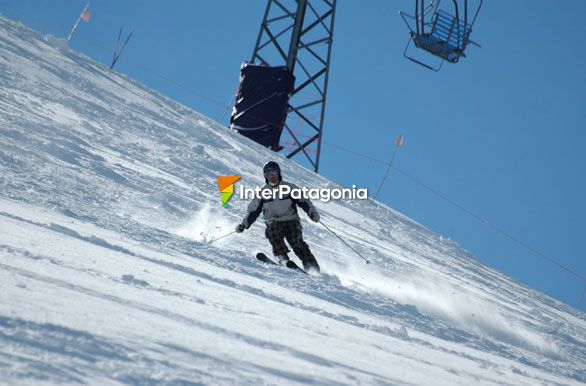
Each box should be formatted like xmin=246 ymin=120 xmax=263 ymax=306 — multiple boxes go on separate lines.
xmin=240 ymin=181 xmax=317 ymax=228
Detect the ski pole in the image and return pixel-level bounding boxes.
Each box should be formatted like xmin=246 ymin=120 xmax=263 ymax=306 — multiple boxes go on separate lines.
xmin=206 ymin=230 xmax=237 ymax=245
xmin=319 ymin=221 xmax=370 ymax=264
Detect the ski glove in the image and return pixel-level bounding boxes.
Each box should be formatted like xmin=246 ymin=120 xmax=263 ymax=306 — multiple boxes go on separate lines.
xmin=235 ymin=224 xmax=245 ymax=233
xmin=308 ymin=210 xmax=320 ymax=223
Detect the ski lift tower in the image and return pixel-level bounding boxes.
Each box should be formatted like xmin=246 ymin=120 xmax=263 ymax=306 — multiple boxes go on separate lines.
xmin=245 ymin=0 xmax=337 ymax=173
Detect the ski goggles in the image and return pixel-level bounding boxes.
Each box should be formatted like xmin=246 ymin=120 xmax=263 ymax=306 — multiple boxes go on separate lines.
xmin=264 ymin=170 xmax=279 ymax=178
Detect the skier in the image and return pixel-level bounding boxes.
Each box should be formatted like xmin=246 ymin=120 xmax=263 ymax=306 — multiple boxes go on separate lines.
xmin=235 ymin=161 xmax=321 ymax=273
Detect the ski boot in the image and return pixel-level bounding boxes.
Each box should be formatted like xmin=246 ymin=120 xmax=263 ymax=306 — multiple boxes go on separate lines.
xmin=274 ymin=254 xmax=290 ymax=266
xmin=301 ymin=255 xmax=320 ymax=274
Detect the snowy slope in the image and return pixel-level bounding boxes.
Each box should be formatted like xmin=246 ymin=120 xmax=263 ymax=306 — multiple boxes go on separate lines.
xmin=1 ymin=15 xmax=585 ymax=385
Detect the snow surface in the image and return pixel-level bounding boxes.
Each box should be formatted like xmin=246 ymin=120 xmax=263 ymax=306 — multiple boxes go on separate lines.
xmin=1 ymin=15 xmax=585 ymax=385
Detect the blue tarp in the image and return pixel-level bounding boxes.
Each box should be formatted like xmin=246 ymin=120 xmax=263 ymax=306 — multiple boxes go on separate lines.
xmin=230 ymin=62 xmax=295 ymax=149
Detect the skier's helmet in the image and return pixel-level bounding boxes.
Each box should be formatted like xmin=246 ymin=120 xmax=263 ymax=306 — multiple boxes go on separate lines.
xmin=263 ymin=161 xmax=281 ymax=184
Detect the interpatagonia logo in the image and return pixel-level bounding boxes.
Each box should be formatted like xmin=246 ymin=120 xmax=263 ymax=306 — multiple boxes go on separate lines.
xmin=217 ymin=176 xmax=241 ymax=208
xmin=239 ymin=184 xmax=368 ymax=202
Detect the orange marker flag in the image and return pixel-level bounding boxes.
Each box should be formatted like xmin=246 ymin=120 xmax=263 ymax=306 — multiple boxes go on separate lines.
xmin=81 ymin=10 xmax=91 ymax=22
xmin=67 ymin=3 xmax=90 ymax=43
xmin=395 ymin=134 xmax=404 ymax=148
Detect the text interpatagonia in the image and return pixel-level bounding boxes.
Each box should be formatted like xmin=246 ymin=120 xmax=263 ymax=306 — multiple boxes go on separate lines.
xmin=239 ymin=184 xmax=368 ymax=202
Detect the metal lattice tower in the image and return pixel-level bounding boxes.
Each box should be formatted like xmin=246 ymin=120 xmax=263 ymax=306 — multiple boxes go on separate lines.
xmin=250 ymin=0 xmax=336 ymax=173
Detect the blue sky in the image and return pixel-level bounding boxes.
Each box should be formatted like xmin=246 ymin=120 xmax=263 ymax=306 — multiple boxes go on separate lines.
xmin=2 ymin=0 xmax=585 ymax=311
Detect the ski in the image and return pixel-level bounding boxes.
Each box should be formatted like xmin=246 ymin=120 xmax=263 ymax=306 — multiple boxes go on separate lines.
xmin=256 ymin=252 xmax=307 ymax=275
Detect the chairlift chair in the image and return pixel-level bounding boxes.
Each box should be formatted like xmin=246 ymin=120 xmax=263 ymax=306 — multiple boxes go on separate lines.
xmin=400 ymin=0 xmax=483 ymax=71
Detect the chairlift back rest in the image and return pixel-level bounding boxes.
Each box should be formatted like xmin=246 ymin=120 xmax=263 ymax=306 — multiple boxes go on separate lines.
xmin=431 ymin=10 xmax=472 ymax=51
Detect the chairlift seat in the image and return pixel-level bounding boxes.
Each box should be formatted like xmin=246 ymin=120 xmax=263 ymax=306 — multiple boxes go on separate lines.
xmin=412 ymin=10 xmax=472 ymax=63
